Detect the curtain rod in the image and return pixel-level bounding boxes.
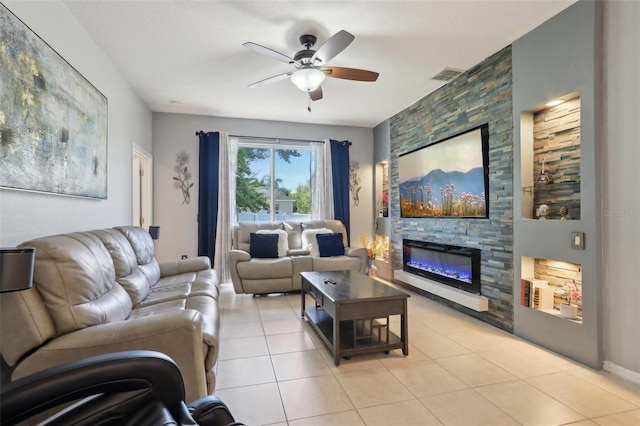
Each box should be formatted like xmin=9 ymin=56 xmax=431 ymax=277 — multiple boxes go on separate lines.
xmin=195 ymin=131 xmax=351 ymax=145
xmin=232 ymin=135 xmax=325 ymax=144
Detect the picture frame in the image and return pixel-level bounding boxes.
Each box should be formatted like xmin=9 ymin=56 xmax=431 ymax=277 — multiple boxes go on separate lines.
xmin=0 ymin=4 xmax=108 ymax=199
xmin=398 ymin=124 xmax=490 ymax=218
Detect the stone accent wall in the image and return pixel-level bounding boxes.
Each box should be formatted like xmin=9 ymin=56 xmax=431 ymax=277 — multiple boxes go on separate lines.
xmin=389 ymin=46 xmax=514 ymax=331
xmin=532 ymin=97 xmax=581 ymax=220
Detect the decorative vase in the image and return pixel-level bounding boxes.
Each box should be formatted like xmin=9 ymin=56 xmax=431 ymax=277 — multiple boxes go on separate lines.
xmin=366 ymin=258 xmax=377 ymax=277
xmin=560 ymin=304 xmax=578 ymax=319
xmin=369 ymin=260 xmax=378 ymax=278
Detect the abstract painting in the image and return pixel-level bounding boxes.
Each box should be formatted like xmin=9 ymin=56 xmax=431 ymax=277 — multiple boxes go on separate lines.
xmin=0 ymin=4 xmax=108 ymax=199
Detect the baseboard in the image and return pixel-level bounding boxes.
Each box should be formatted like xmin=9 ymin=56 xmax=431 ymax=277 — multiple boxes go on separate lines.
xmin=394 ymin=270 xmax=489 ymax=312
xmin=603 ymin=360 xmax=640 ymax=385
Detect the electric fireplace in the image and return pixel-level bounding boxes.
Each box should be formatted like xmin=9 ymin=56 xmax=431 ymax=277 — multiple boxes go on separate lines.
xmin=402 ymin=239 xmax=481 ymax=294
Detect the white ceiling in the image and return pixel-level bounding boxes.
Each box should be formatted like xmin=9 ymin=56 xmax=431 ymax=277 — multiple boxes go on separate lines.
xmin=64 ymin=0 xmax=576 ymax=128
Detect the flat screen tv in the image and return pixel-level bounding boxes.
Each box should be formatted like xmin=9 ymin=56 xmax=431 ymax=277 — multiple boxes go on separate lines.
xmin=399 ymin=124 xmax=490 ymax=218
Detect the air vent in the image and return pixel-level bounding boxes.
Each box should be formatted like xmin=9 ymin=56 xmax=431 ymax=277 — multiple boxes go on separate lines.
xmin=431 ymin=67 xmax=464 ymax=82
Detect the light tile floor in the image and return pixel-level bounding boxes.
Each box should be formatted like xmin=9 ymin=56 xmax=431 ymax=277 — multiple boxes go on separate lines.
xmin=214 ymin=282 xmax=640 ymax=426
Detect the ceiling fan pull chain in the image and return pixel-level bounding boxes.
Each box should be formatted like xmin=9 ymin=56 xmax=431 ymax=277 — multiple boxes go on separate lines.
xmin=307 ymin=97 xmax=311 ymax=113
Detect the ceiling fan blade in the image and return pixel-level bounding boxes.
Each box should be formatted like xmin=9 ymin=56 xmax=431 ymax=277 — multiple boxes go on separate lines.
xmin=243 ymin=42 xmax=295 ymax=64
xmin=324 ymin=66 xmax=379 ymax=82
xmin=309 ymin=86 xmax=323 ymax=101
xmin=311 ymin=30 xmax=354 ymax=64
xmin=248 ymin=72 xmax=291 ymax=88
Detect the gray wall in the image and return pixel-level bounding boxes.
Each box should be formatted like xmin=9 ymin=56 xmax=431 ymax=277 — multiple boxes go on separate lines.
xmin=512 ymin=0 xmax=602 ymax=369
xmin=152 ymin=112 xmax=374 ymax=262
xmin=389 ymin=46 xmax=514 ymax=330
xmin=0 ymin=1 xmax=152 ymax=247
xmin=602 ymin=0 xmax=640 ymax=378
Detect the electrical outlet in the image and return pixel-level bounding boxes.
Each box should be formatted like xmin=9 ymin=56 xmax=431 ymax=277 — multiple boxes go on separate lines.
xmin=181 ymin=255 xmax=188 ymax=259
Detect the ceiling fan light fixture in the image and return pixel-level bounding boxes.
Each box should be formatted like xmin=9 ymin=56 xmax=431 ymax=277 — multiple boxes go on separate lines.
xmin=291 ymin=68 xmax=325 ymax=92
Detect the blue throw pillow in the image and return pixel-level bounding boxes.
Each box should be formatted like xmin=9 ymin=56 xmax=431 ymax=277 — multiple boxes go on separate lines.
xmin=250 ymin=233 xmax=279 ymax=258
xmin=316 ymin=233 xmax=345 ymax=257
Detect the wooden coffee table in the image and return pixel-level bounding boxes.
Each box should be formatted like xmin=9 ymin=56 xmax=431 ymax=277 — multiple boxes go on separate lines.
xmin=300 ymin=270 xmax=409 ymax=365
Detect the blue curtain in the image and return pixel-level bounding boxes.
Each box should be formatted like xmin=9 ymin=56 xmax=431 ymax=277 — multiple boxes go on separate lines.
xmin=197 ymin=131 xmax=219 ymax=264
xmin=330 ymin=140 xmax=351 ymax=245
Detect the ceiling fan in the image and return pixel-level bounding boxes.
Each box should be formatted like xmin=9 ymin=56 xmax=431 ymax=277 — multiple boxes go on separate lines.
xmin=243 ymin=30 xmax=379 ymax=102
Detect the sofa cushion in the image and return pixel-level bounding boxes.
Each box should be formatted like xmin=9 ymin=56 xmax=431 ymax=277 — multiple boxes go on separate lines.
xmin=115 ymin=226 xmax=161 ymax=287
xmin=316 ymin=233 xmax=346 ymax=257
xmin=301 ymin=228 xmax=333 ymax=257
xmin=301 ymin=220 xmax=349 ymax=247
xmin=18 ymin=232 xmax=132 ymax=335
xmin=234 ymin=222 xmax=283 ymax=252
xmin=138 ymin=271 xmax=220 ymax=307
xmin=91 ymin=228 xmax=151 ymax=305
xmin=256 ymin=229 xmax=289 ymax=257
xmin=283 ymin=221 xmax=303 ymax=250
xmin=115 ymin=226 xmax=154 ymax=264
xmin=237 ymin=257 xmax=293 ymax=279
xmin=250 ymin=233 xmax=279 ymax=258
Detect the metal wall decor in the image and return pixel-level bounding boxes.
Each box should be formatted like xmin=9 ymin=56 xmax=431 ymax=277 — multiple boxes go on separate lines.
xmin=349 ymin=160 xmax=361 ymax=206
xmin=0 ymin=5 xmax=108 ymax=199
xmin=173 ymin=151 xmax=193 ymax=205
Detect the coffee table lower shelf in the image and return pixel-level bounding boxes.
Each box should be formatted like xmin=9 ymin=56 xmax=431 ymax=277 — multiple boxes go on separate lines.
xmin=304 ymin=306 xmax=404 ymax=362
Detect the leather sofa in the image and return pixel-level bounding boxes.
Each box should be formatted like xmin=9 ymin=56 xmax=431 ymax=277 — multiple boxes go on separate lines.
xmin=0 ymin=226 xmax=220 ymax=402
xmin=229 ymin=220 xmax=367 ymax=294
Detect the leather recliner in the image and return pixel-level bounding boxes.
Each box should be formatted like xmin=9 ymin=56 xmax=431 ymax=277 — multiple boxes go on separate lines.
xmin=1 ymin=226 xmax=220 ymax=402
xmin=0 ymin=350 xmax=243 ymax=426
xmin=229 ymin=220 xmax=367 ymax=294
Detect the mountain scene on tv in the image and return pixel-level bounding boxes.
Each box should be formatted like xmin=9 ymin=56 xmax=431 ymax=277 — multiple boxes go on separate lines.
xmin=400 ymin=167 xmax=486 ymax=217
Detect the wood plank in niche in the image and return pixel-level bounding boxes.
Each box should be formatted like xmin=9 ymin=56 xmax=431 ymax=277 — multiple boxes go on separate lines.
xmin=533 ymin=96 xmax=581 ymax=219
xmin=533 ymin=258 xmax=583 ymax=313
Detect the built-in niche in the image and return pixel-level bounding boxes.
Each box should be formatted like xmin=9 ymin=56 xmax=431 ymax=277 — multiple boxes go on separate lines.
xmin=521 ymin=256 xmax=582 ymax=322
xmin=521 ymin=94 xmax=581 ymax=220
xmin=375 ymin=161 xmax=389 ymax=218
xmin=374 ymin=161 xmax=391 ymax=280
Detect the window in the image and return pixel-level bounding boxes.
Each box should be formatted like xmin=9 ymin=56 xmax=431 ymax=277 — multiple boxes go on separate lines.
xmin=236 ymin=144 xmax=312 ymax=222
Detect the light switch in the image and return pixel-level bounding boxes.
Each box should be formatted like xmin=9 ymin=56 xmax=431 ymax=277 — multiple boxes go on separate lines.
xmin=571 ymin=232 xmax=585 ymax=250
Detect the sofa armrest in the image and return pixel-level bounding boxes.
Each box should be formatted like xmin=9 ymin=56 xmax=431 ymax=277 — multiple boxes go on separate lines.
xmin=345 ymin=246 xmax=366 ymax=257
xmin=229 ymin=249 xmax=251 ymax=262
xmin=345 ymin=247 xmax=368 ymax=274
xmin=159 ymin=256 xmax=211 ymax=277
xmin=12 ymin=310 xmax=210 ymax=402
xmin=228 ymin=250 xmax=251 ymax=294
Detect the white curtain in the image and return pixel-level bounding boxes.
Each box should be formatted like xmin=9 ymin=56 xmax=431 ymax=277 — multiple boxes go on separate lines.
xmin=310 ymin=139 xmax=334 ymax=220
xmin=214 ymin=133 xmax=238 ymax=283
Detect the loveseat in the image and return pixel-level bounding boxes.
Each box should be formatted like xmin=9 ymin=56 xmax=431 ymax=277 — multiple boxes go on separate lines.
xmin=229 ymin=220 xmax=367 ymax=294
xmin=0 ymin=226 xmax=220 ymax=402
